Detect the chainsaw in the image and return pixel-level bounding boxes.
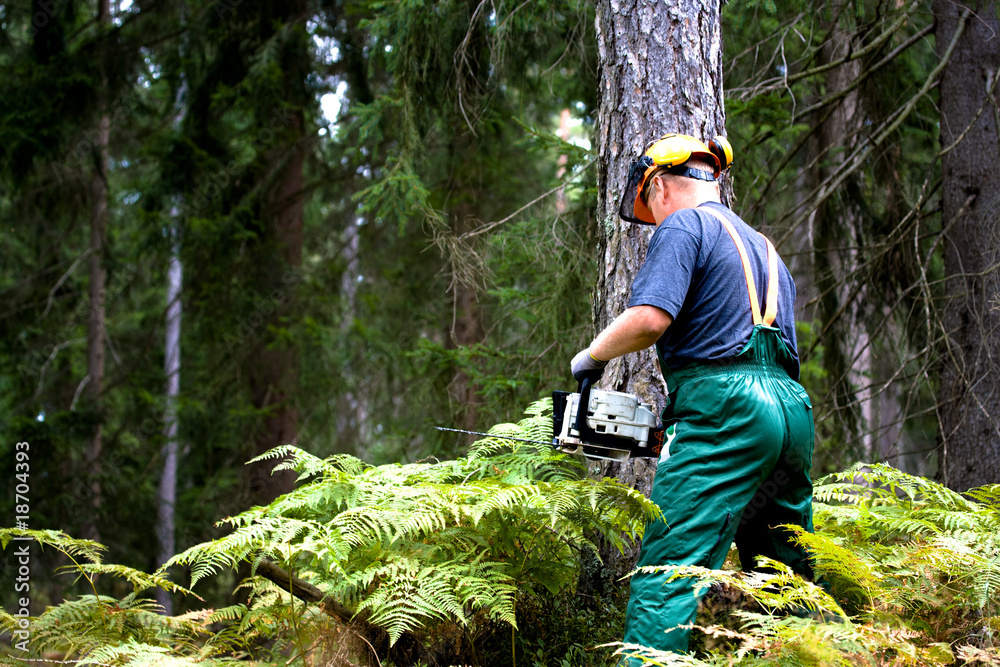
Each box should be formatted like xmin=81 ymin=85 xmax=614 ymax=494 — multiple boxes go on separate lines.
xmin=438 ymin=376 xmax=672 ymax=461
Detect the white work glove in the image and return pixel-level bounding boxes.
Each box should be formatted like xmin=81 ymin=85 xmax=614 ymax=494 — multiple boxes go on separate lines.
xmin=570 ymin=348 xmax=608 ymax=384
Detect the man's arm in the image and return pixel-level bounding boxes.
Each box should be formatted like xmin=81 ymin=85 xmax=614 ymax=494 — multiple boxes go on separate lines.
xmin=589 ymin=305 xmax=672 ymax=361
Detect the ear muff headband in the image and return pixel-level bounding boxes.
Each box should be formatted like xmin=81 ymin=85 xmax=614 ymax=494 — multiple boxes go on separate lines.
xmin=645 ymin=134 xmax=721 ymax=175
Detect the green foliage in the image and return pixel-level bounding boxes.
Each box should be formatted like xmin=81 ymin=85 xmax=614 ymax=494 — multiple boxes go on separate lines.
xmin=0 ymin=0 xmax=979 ymax=663
xmin=616 ymin=464 xmax=1000 ymax=667
xmin=722 ymin=0 xmax=944 ymax=470
xmin=7 ymin=463 xmax=1000 ymax=666
xmin=169 ymin=398 xmax=659 ymax=646
xmin=502 ymin=588 xmax=628 ymax=667
xmin=0 ymin=529 xmax=244 ymax=666
xmin=0 ymin=400 xmax=656 ymax=664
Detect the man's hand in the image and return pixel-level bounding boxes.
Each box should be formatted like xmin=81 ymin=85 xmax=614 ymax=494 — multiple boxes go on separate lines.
xmin=571 ymin=348 xmax=608 ymax=383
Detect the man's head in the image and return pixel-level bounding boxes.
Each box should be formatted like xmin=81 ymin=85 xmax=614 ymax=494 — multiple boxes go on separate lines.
xmin=618 ymin=133 xmax=732 ymax=226
xmin=642 ymin=157 xmax=721 ymax=225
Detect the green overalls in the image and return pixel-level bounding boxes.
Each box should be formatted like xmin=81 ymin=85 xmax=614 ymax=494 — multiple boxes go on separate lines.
xmin=621 ymin=209 xmax=816 ymax=659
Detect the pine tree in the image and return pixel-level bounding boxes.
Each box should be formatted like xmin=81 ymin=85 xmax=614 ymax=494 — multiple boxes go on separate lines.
xmin=588 ymin=0 xmax=728 ymax=585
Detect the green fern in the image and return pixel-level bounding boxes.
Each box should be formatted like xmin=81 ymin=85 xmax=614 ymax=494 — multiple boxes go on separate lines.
xmin=0 ymin=529 xmax=253 ymax=665
xmin=10 ymin=447 xmax=1000 ymax=665
xmin=168 ymin=398 xmax=660 ymax=646
xmin=618 ymin=463 xmax=1000 ymax=666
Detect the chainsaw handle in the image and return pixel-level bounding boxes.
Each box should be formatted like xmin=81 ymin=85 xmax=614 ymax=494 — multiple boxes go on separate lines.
xmin=574 ymin=375 xmax=594 ymax=435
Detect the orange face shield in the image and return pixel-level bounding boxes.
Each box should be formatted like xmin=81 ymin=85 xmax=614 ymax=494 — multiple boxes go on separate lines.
xmin=618 ymin=134 xmax=734 ymax=225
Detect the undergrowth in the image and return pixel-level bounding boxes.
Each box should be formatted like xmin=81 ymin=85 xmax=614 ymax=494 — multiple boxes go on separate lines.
xmin=615 ymin=463 xmax=1000 ymax=667
xmin=3 ymin=406 xmax=999 ymax=666
xmin=1 ymin=399 xmax=656 ymax=666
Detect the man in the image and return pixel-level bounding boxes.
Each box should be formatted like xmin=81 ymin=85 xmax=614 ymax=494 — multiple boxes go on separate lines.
xmin=570 ymin=133 xmax=816 ymax=657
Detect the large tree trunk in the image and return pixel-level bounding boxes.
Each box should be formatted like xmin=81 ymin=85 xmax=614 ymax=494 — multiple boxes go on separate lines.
xmin=588 ymin=0 xmax=726 ymax=588
xmin=245 ymin=109 xmax=305 ymax=507
xmin=934 ymin=0 xmax=1000 ymax=491
xmin=242 ymin=0 xmax=309 ymax=508
xmin=83 ymin=0 xmax=110 ymax=543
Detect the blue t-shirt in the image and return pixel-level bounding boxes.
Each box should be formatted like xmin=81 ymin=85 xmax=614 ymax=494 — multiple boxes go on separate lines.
xmin=628 ymin=201 xmax=800 ymax=378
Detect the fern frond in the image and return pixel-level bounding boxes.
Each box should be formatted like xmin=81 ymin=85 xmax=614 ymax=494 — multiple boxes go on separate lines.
xmin=963 ymin=484 xmax=1000 ymax=510
xmin=636 ymin=560 xmax=849 ymax=620
xmin=76 ymin=639 xmax=172 ymax=666
xmin=957 ymin=644 xmax=1000 ymax=666
xmin=160 ymin=399 xmax=660 ymax=649
xmin=64 ymin=563 xmax=199 ymax=598
xmin=0 ymin=528 xmax=106 ymax=564
xmin=347 ymin=555 xmax=516 ymax=645
xmin=245 ymin=443 xmax=302 ymax=465
xmin=791 ymin=529 xmax=883 ymax=605
xmin=166 ymin=516 xmax=291 ymax=585
xmin=610 ymin=641 xmax=707 ymax=666
xmin=205 ymin=604 xmax=248 ymax=624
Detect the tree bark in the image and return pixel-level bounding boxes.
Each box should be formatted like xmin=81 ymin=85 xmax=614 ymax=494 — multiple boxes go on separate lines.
xmin=934 ymin=0 xmax=1000 ymax=491
xmin=450 ymin=198 xmax=484 ymax=432
xmin=156 ymin=1 xmax=189 ymax=614
xmin=156 ymin=234 xmax=181 ymax=612
xmin=242 ymin=0 xmax=309 ymax=508
xmin=810 ymin=1 xmax=870 ymax=462
xmin=589 ymin=0 xmax=726 ymax=587
xmin=245 ymin=109 xmax=305 ymax=507
xmin=83 ymin=0 xmax=110 ymax=543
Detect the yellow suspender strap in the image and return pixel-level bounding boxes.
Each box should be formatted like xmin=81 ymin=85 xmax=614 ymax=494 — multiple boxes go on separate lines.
xmin=763 ymin=235 xmax=779 ymax=326
xmin=702 ymin=208 xmax=778 ymax=327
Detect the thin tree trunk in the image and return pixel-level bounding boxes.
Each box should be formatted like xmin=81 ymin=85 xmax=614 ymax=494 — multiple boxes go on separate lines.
xmin=336 ymin=219 xmax=363 ymax=451
xmin=156 ymin=3 xmax=189 ymax=615
xmin=156 ymin=134 xmax=187 ymax=616
xmin=556 ymin=108 xmax=571 ymax=213
xmin=83 ymin=0 xmax=110 ymax=543
xmin=589 ymin=0 xmax=726 ymax=588
xmin=156 ymin=227 xmax=181 ymax=614
xmin=810 ymin=1 xmax=869 ymax=463
xmin=934 ymin=0 xmax=1000 ymax=491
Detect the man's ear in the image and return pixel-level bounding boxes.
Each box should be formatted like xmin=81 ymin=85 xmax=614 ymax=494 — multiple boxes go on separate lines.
xmin=646 ymin=174 xmax=659 ymax=205
xmin=649 ymin=174 xmax=667 ymax=205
